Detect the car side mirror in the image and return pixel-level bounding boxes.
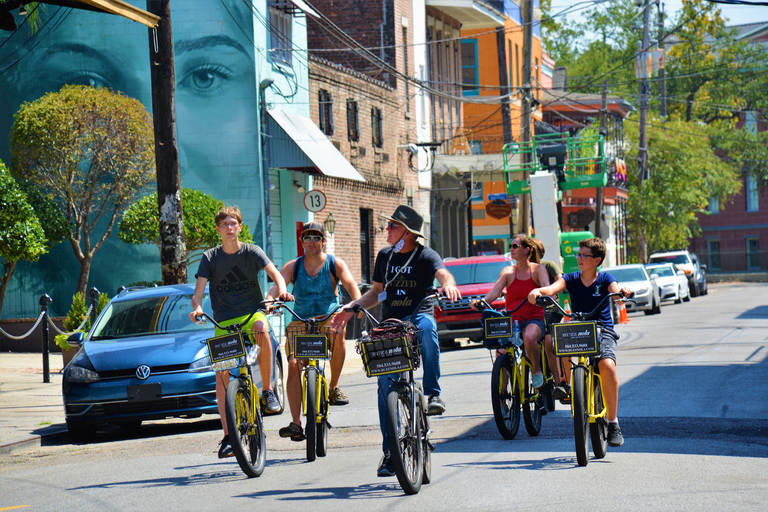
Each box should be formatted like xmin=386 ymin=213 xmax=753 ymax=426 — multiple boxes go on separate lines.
xmin=67 ymin=331 xmax=85 ymax=347
xmin=676 ymin=270 xmax=685 ymax=276
xmin=700 ymin=264 xmax=707 ymax=271
xmin=650 ymin=273 xmax=659 ymax=280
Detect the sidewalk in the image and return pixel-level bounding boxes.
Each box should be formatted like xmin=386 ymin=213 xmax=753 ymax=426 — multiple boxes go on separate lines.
xmin=0 ymin=339 xmax=365 ymax=456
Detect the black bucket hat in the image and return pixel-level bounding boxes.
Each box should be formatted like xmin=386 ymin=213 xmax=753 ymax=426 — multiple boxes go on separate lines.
xmin=380 ymin=204 xmax=427 ymax=239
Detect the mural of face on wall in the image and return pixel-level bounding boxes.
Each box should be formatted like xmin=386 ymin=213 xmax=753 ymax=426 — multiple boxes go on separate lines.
xmin=0 ymin=1 xmax=261 ymax=208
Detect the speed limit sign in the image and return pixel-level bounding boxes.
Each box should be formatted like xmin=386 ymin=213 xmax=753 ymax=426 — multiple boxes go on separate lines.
xmin=303 ymin=189 xmax=327 ymax=212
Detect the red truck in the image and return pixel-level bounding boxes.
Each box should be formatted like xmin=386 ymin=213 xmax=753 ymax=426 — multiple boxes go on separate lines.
xmin=434 ymin=254 xmax=513 ymax=347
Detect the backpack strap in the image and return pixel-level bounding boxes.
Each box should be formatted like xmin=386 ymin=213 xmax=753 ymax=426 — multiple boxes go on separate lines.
xmin=328 ymin=254 xmax=338 ymax=283
xmin=292 ymin=255 xmax=304 ymax=285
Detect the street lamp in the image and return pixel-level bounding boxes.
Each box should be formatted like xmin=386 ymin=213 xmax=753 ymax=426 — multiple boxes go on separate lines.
xmin=324 ymin=212 xmax=336 ymax=235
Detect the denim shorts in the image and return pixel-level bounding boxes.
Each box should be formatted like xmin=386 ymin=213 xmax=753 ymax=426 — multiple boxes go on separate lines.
xmin=520 ymin=318 xmax=545 ymax=339
xmin=597 ymin=329 xmax=619 ymax=362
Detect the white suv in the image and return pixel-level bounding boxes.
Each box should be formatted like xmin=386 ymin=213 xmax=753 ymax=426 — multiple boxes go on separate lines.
xmin=648 ymin=250 xmax=700 ymax=297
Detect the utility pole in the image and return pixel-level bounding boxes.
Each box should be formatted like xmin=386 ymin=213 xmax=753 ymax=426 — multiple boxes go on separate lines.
xmin=637 ymin=0 xmax=651 ymax=262
xmin=146 ymin=0 xmax=187 ymax=284
xmin=594 ymin=81 xmax=608 ymax=239
xmin=658 ymin=1 xmax=667 ymax=117
xmin=520 ymin=0 xmax=534 ymax=235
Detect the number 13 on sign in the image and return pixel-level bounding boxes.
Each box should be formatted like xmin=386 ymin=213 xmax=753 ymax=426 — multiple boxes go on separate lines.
xmin=303 ymin=190 xmax=327 ymax=212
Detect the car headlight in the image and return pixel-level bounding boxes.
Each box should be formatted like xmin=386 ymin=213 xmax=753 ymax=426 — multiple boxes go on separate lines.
xmin=188 ymin=355 xmax=212 ymax=373
xmin=635 ymin=286 xmax=649 ymax=296
xmin=67 ymin=365 xmax=100 ymax=383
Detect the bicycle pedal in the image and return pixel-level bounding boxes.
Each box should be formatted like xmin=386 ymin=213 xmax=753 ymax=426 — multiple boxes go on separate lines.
xmin=326 ymin=421 xmax=332 ymax=429
xmin=427 ymin=440 xmax=435 ymax=452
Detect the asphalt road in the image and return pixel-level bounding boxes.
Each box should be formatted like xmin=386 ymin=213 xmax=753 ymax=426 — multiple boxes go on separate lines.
xmin=2 ymin=282 xmax=767 ymax=511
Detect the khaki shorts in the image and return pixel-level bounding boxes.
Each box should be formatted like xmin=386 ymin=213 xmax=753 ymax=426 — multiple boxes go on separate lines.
xmin=285 ymin=316 xmax=338 ymax=360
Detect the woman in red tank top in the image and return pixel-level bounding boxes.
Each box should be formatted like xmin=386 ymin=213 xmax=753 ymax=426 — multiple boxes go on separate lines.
xmin=478 ymin=235 xmax=550 ymax=388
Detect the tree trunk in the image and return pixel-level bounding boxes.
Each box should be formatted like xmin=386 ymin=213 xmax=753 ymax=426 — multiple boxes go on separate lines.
xmin=0 ymin=259 xmax=18 ymax=319
xmin=77 ymin=256 xmax=92 ymax=297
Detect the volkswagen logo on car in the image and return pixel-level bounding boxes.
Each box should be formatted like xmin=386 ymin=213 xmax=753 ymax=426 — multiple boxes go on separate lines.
xmin=136 ymin=365 xmax=151 ymax=380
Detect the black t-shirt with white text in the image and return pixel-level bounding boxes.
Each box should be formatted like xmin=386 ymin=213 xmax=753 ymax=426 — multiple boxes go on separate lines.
xmin=372 ymin=244 xmax=444 ymax=320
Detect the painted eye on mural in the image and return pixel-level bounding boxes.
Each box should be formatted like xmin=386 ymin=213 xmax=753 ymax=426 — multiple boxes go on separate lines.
xmin=178 ymin=64 xmax=234 ymax=97
xmin=52 ymin=71 xmax=113 ymax=90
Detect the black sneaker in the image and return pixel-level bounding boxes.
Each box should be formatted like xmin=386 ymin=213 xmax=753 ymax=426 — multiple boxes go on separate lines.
xmin=607 ymin=422 xmax=624 ymax=447
xmin=218 ymin=436 xmax=234 ymax=459
xmin=553 ymin=382 xmax=568 ymax=401
xmin=262 ymin=389 xmax=281 ymax=413
xmin=377 ymin=452 xmax=395 ymax=477
xmin=427 ymin=395 xmax=446 ymax=416
xmin=558 ymin=383 xmax=571 ymax=404
xmin=278 ymin=422 xmax=305 ymax=441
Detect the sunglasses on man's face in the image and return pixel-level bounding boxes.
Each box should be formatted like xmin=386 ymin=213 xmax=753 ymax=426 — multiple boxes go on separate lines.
xmin=302 ymin=235 xmax=324 ymax=243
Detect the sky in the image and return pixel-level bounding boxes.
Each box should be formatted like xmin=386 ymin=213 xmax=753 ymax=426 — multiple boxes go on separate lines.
xmin=558 ymin=0 xmax=768 ymax=27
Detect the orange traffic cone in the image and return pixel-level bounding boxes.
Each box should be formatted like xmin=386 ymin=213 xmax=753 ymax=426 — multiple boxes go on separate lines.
xmin=618 ymin=302 xmax=630 ymax=324
xmin=563 ymin=299 xmax=571 ymax=322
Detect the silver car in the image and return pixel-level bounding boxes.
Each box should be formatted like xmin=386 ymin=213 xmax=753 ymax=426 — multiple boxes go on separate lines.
xmin=646 ymin=263 xmax=691 ymax=304
xmin=601 ymin=264 xmax=661 ymax=316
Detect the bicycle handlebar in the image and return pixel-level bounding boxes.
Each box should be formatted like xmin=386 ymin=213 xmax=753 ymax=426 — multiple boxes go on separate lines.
xmin=535 ymin=291 xmax=634 ymax=321
xmin=349 ymin=286 xmax=443 ymax=328
xmin=194 ymin=300 xmax=273 ymax=331
xmin=267 ymin=301 xmax=342 ymax=326
xmin=473 ymin=297 xmax=531 ymax=315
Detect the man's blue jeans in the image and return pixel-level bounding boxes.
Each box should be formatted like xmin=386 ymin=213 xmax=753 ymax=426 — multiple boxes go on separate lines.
xmin=377 ymin=313 xmax=439 ymax=453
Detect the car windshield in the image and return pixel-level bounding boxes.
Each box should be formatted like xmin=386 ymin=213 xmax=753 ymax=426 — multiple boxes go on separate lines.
xmin=648 ymin=266 xmax=674 ymax=277
xmin=606 ymin=268 xmax=647 ymax=282
xmin=448 ymin=261 xmax=510 ymax=285
xmin=649 ymin=254 xmax=689 ymax=265
xmin=90 ymin=294 xmax=213 ymax=340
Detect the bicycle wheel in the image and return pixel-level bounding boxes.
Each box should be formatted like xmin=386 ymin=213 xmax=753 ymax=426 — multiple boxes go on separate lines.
xmin=225 ymin=377 xmax=266 ymax=478
xmin=590 ymin=372 xmax=608 ymax=459
xmin=316 ymin=371 xmax=328 ymax=458
xmin=305 ymin=367 xmax=317 ymax=462
xmin=491 ymin=353 xmax=520 ymax=440
xmin=522 ymin=362 xmax=543 ymax=437
xmin=572 ymin=365 xmax=589 ymax=466
xmin=386 ymin=383 xmax=423 ymax=495
xmin=418 ymin=387 xmax=432 ymax=485
xmin=541 ymin=345 xmax=556 ymax=412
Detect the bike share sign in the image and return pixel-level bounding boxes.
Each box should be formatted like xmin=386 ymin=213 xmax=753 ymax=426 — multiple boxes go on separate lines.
xmin=303 ymin=190 xmax=327 ymax=212
xmin=553 ymin=321 xmax=598 ymax=356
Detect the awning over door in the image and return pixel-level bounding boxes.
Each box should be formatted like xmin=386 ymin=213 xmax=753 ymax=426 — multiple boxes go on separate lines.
xmin=266 ymin=110 xmax=365 ymax=182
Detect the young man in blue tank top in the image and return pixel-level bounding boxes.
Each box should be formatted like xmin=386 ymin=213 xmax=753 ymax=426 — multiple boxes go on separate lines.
xmin=268 ymin=222 xmax=361 ymax=441
xmin=527 ymin=238 xmax=632 ymax=447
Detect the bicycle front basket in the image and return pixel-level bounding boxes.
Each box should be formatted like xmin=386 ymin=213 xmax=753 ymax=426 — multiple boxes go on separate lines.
xmin=552 ymin=321 xmax=598 ymax=356
xmin=481 ymin=309 xmax=514 ymax=349
xmin=286 ymin=320 xmax=335 ymax=360
xmin=206 ymin=331 xmax=247 ymax=371
xmin=358 ymin=320 xmax=420 ymax=377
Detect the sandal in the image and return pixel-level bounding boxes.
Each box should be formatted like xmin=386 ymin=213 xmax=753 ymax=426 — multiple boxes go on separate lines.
xmin=279 ymin=422 xmax=305 ymax=441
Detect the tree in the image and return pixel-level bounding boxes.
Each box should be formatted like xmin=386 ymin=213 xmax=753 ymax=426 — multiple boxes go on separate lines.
xmin=10 ymin=85 xmax=155 ymax=295
xmin=0 ymin=161 xmax=46 ymax=317
xmin=119 ymin=188 xmax=253 ymax=266
xmin=625 ymin=116 xmax=741 ymax=259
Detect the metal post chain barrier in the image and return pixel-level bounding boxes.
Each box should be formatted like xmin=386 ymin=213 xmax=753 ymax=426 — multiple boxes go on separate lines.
xmin=46 ymin=304 xmax=93 ymax=336
xmin=0 ymin=312 xmax=46 ymax=340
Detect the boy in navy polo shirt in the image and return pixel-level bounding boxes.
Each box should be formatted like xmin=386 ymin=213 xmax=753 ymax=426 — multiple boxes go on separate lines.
xmin=528 ymin=238 xmax=631 ymax=446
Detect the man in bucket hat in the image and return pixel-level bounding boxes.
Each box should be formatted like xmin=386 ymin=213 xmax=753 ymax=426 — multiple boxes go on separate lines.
xmin=268 ymin=221 xmax=360 ymax=441
xmin=333 ymin=204 xmax=461 ymax=477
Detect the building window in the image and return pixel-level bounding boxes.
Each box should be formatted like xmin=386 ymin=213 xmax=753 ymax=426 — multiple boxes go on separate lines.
xmin=707 ymin=239 xmax=721 ymax=271
xmin=707 ymin=196 xmax=719 ymax=214
xmin=746 ymin=237 xmax=760 ymax=270
xmin=461 ymin=39 xmax=479 ymax=96
xmin=745 ymin=111 xmax=758 ymax=134
xmin=371 ymin=106 xmax=383 ymax=148
xmin=508 ymin=40 xmax=514 ymax=89
xmin=746 ymin=174 xmax=759 ymax=212
xmin=269 ymin=1 xmax=293 ymax=65
xmin=318 ymin=89 xmax=333 ymax=136
xmin=346 ymin=99 xmax=359 ymax=142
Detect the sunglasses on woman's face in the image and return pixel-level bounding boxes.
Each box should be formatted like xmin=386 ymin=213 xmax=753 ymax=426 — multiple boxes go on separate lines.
xmin=510 ymin=243 xmax=524 ymax=250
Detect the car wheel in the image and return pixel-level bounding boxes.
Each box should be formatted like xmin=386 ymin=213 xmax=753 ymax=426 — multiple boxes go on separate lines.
xmin=690 ymin=281 xmax=699 ymax=298
xmin=674 ymin=286 xmax=683 ymax=304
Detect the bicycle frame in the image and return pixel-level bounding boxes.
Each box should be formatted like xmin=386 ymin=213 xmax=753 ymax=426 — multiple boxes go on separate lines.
xmin=569 ymin=355 xmax=606 ymax=424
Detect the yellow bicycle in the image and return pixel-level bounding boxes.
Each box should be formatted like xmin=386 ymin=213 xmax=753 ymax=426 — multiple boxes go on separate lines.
xmin=536 ymin=292 xmax=634 ymax=466
xmin=273 ymin=302 xmax=341 ymax=462
xmin=476 ymin=298 xmax=552 ymax=439
xmin=196 ymin=309 xmax=267 ymax=478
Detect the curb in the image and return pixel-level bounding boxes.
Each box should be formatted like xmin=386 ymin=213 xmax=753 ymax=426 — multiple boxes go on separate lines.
xmin=0 ymin=425 xmax=69 ymax=456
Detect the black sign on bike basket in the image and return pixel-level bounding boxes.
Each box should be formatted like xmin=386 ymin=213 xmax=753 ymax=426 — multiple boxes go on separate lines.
xmin=294 ymin=334 xmax=329 ymax=359
xmin=553 ymin=321 xmax=598 ymax=356
xmin=359 ymin=335 xmax=414 ymax=377
xmin=481 ymin=309 xmax=513 ymax=349
xmin=207 ymin=332 xmax=247 ymax=363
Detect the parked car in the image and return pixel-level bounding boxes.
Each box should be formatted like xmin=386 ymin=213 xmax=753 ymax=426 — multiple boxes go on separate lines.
xmin=645 ymin=263 xmax=690 ymax=304
xmin=690 ymin=253 xmax=708 ymax=295
xmin=62 ymin=284 xmax=285 ymax=441
xmin=434 ymin=254 xmax=513 ymax=347
xmin=648 ymin=250 xmax=701 ymax=297
xmin=602 ymin=264 xmax=661 ymax=315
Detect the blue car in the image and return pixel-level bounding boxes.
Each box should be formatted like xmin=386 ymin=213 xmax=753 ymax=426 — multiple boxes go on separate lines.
xmin=62 ymin=284 xmax=285 ymax=442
